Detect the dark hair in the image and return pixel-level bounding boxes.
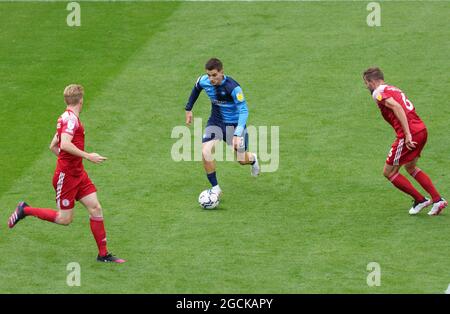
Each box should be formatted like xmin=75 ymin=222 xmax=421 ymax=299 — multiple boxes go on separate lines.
xmin=205 ymin=58 xmax=223 ymax=71
xmin=363 ymin=67 xmax=384 ymax=81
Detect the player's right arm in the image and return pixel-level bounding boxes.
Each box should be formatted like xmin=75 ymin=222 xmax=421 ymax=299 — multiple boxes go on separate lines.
xmin=60 ymin=133 xmax=107 ymax=164
xmin=185 ymin=76 xmax=204 ymax=125
xmin=384 ymin=97 xmax=417 ymax=150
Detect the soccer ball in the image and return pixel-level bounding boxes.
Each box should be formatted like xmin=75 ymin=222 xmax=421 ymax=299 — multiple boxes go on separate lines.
xmin=198 ymin=189 xmax=220 ymax=209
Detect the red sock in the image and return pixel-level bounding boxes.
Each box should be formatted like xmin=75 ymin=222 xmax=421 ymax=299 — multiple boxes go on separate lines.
xmin=24 ymin=207 xmax=58 ymax=223
xmin=388 ymin=173 xmax=425 ymax=202
xmin=410 ymin=168 xmax=441 ymax=203
xmin=90 ymin=217 xmax=108 ymax=257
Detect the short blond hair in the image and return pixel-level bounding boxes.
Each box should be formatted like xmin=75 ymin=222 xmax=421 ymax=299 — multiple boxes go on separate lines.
xmin=64 ymin=84 xmax=84 ymax=106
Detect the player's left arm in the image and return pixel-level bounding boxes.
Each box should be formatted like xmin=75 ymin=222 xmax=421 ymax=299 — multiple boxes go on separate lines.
xmin=231 ymin=86 xmax=249 ymax=150
xmin=49 ymin=133 xmax=60 ymax=156
xmin=384 ymin=97 xmax=417 ymax=150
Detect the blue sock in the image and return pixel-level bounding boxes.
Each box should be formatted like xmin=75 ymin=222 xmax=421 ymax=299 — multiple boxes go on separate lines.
xmin=207 ymin=172 xmax=218 ymax=187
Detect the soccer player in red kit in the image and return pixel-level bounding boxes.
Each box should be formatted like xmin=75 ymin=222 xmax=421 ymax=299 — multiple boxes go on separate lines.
xmin=363 ymin=67 xmax=447 ymax=215
xmin=7 ymin=84 xmax=126 ymax=263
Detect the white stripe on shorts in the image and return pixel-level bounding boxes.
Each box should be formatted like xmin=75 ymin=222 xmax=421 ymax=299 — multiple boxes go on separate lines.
xmin=393 ymin=139 xmax=404 ymax=166
xmin=56 ymin=172 xmax=65 ymax=209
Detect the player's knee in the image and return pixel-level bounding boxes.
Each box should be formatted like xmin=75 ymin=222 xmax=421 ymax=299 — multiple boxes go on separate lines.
xmin=238 ymin=160 xmax=247 ymax=165
xmin=202 ymin=148 xmax=214 ymax=162
xmin=202 ymin=146 xmax=210 ymax=157
xmin=89 ymin=204 xmax=103 ymax=217
xmin=383 ymin=168 xmax=395 ymax=179
xmin=57 ymin=215 xmax=73 ymax=226
xmin=405 ymin=165 xmax=416 ymax=175
xmin=60 ymin=219 xmax=72 ymax=226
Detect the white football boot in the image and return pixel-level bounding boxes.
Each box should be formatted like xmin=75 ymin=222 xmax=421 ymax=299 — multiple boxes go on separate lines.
xmin=211 ymin=185 xmax=223 ymax=198
xmin=251 ymin=153 xmax=260 ymax=177
xmin=409 ymin=198 xmax=432 ymax=215
xmin=427 ymin=198 xmax=448 ymax=216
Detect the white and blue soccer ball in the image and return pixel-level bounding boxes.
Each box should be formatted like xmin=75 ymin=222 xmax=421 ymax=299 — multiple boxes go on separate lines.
xmin=198 ymin=189 xmax=220 ymax=209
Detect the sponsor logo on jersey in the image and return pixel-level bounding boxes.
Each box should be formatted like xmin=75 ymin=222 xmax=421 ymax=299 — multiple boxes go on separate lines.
xmin=237 ymin=92 xmax=244 ymax=102
xmin=211 ymin=99 xmax=228 ymax=105
xmin=376 ymin=94 xmax=383 ymax=101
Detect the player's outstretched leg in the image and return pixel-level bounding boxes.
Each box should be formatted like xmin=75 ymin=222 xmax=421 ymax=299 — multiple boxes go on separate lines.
xmin=79 ymin=193 xmax=126 ymax=263
xmin=8 ymin=201 xmax=66 ymax=228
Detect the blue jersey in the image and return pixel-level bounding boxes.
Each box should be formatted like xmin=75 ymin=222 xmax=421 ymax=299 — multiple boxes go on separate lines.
xmin=185 ymin=75 xmax=249 ymax=136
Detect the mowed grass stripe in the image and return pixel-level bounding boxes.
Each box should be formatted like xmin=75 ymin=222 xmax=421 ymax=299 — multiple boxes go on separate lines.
xmin=0 ymin=2 xmax=180 ymax=197
xmin=0 ymin=2 xmax=182 ymax=293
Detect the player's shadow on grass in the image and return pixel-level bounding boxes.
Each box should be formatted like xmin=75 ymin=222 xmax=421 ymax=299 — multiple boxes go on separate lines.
xmin=409 ymin=214 xmax=445 ymax=218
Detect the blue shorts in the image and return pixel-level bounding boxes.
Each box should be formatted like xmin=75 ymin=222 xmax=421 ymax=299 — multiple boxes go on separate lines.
xmin=202 ymin=120 xmax=249 ymax=151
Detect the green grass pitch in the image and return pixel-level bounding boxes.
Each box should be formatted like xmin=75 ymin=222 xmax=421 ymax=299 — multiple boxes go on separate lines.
xmin=0 ymin=0 xmax=449 ymax=293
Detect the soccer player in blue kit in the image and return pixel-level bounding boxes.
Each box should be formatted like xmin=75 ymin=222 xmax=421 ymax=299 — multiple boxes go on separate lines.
xmin=185 ymin=58 xmax=260 ymax=197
